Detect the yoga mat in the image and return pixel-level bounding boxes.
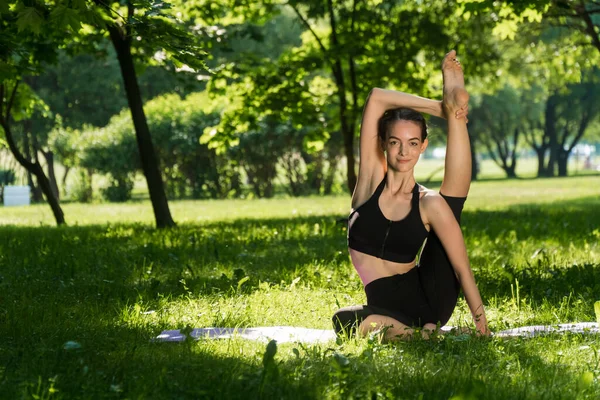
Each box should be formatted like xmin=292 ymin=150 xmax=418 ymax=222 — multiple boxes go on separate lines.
xmin=493 ymin=322 xmax=599 ymax=338
xmin=156 ymin=326 xmax=338 ymax=344
xmin=155 ymin=323 xmax=599 ymax=343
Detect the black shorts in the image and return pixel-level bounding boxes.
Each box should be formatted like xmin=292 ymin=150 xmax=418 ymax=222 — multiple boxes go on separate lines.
xmin=333 ymin=193 xmax=466 ymax=336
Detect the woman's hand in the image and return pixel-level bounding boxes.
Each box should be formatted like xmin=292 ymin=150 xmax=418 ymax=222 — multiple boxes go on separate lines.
xmin=440 ymin=101 xmax=469 ymax=122
xmin=475 ymin=316 xmax=491 ymax=336
xmin=455 ymin=104 xmax=469 ymax=122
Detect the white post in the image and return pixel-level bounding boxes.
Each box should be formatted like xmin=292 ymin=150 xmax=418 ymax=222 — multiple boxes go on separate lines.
xmin=3 ymin=185 xmax=31 ymax=206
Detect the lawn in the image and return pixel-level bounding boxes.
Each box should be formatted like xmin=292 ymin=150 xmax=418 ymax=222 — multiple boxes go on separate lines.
xmin=0 ymin=175 xmax=599 ymax=399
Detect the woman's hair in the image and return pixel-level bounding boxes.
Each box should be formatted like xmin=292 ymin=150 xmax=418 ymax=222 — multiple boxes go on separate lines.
xmin=377 ymin=107 xmax=428 ymax=144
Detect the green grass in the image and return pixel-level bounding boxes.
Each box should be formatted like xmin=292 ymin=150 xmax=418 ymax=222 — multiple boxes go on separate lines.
xmin=0 ymin=176 xmax=599 ymax=399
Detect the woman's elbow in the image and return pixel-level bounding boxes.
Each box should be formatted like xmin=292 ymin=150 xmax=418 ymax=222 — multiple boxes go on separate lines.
xmin=367 ymin=88 xmax=383 ymax=105
xmin=370 ymin=87 xmax=383 ymax=98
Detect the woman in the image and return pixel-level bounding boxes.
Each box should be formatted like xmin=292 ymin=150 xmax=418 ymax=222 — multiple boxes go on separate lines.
xmin=333 ymin=51 xmax=490 ymax=340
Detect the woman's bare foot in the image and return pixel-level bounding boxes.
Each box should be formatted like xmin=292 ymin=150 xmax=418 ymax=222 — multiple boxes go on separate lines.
xmin=442 ymin=50 xmax=469 ymax=117
xmin=421 ymin=323 xmax=438 ymax=339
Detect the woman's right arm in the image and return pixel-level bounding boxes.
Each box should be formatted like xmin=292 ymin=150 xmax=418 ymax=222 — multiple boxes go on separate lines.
xmin=370 ymin=88 xmax=444 ymax=119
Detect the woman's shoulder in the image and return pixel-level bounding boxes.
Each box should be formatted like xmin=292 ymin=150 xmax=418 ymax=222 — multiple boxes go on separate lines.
xmin=417 ymin=184 xmax=440 ymax=201
xmin=418 ymin=186 xmax=451 ymax=216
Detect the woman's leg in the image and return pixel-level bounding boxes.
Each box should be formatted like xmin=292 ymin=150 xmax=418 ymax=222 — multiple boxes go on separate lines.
xmin=440 ymin=50 xmax=471 ymax=198
xmin=416 ymin=52 xmax=471 ymax=326
xmin=332 ymin=305 xmax=372 ymax=338
xmin=360 ymin=315 xmax=437 ymax=341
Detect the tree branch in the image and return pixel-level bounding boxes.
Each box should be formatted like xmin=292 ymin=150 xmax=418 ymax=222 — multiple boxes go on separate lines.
xmin=288 ymin=3 xmax=328 ymax=55
xmin=568 ymin=104 xmax=592 ymax=153
xmin=510 ymin=127 xmax=520 ymax=168
xmin=575 ymin=0 xmax=600 ymax=53
xmin=483 ymin=138 xmax=501 ymax=169
xmin=127 ymin=0 xmax=134 ymax=36
xmin=523 ymin=118 xmax=541 ymax=149
xmin=493 ymin=136 xmax=508 ymax=167
xmin=6 ymin=80 xmax=19 ymax=123
xmin=0 ymin=84 xmax=4 ymax=119
xmin=546 ymin=20 xmax=588 ymax=33
xmin=0 ymin=82 xmax=36 ymax=170
xmin=348 ymin=0 xmax=360 ymax=125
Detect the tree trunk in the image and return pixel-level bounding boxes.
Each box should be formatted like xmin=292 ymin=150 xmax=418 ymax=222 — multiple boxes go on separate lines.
xmin=42 ymin=150 xmax=59 ymax=200
xmin=62 ymin=166 xmax=71 ymax=196
xmin=0 ymin=83 xmax=65 ymax=225
xmin=557 ymin=150 xmax=569 ymax=177
xmin=503 ymin=165 xmax=517 ymax=178
xmin=87 ymin=168 xmax=94 ymax=201
xmin=575 ymin=2 xmax=600 ymax=55
xmin=535 ymin=147 xmax=547 ymax=178
xmin=27 ymin=172 xmax=41 ymax=202
xmin=544 ymin=94 xmax=558 ymax=177
xmin=22 ymin=130 xmax=43 ymax=202
xmin=469 ymin=133 xmax=478 ymax=181
xmin=32 ymin=162 xmax=65 ymax=223
xmin=326 ymin=0 xmax=357 ymax=194
xmin=324 ymin=154 xmax=340 ymax=195
xmin=107 ymin=23 xmax=175 ymax=228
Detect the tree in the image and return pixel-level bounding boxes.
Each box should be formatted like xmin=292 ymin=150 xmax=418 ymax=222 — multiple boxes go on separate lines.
xmin=520 ymin=84 xmax=549 ymax=177
xmin=0 ymin=5 xmax=67 ymax=224
xmin=3 ymin=0 xmax=209 ymax=227
xmin=552 ymin=69 xmax=600 ymax=175
xmin=79 ymin=91 xmax=239 ymax=200
xmin=464 ymin=1 xmax=600 ymax=177
xmin=544 ymin=1 xmax=600 ymax=55
xmin=207 ymin=1 xmax=501 ymax=193
xmin=471 ymin=86 xmax=522 ymax=178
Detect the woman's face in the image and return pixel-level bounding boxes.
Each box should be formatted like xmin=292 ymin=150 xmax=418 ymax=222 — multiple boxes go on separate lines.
xmin=384 ymin=120 xmax=428 ymax=172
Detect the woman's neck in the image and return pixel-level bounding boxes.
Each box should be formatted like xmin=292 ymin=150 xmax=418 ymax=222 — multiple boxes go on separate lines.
xmin=385 ymin=170 xmax=416 ymax=195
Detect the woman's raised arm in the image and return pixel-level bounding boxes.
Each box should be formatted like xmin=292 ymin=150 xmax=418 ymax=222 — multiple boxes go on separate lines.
xmin=355 ymin=89 xmax=445 ymax=204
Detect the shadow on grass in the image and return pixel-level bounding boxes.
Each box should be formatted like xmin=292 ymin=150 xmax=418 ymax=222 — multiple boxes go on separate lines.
xmin=1 ymin=315 xmax=594 ymax=399
xmin=0 ymin=195 xmax=598 ymax=314
xmin=461 ymin=195 xmax=600 ymax=303
xmin=1 ymin=194 xmax=599 ymax=398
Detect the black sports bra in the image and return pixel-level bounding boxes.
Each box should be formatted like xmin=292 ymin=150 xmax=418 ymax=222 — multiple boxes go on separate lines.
xmin=348 ymin=178 xmax=428 ymax=263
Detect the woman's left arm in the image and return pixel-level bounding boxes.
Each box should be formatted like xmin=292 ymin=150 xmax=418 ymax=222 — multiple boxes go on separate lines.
xmin=422 ymin=194 xmax=490 ymax=335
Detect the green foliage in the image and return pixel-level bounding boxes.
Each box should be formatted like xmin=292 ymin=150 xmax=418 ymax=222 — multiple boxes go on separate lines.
xmin=48 ymin=120 xmax=80 ymax=170
xmin=16 ymin=6 xmax=44 ymax=34
xmin=79 ymin=121 xmax=140 ymax=184
xmin=0 ymin=169 xmax=16 ymax=185
xmin=80 ymin=90 xmax=240 ymax=200
xmin=203 ymin=0 xmax=506 ymax=192
xmin=230 ymin=116 xmax=312 ymax=198
xmin=70 ymin=169 xmax=93 ymax=203
xmin=5 ymin=0 xmax=208 ymax=72
xmin=101 ymin=177 xmax=134 ymax=202
xmin=0 ymin=168 xmax=16 ymax=203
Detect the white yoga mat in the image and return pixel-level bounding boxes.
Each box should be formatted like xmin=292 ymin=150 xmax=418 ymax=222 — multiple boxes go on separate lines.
xmin=494 ymin=322 xmax=599 ymax=338
xmin=156 ymin=326 xmax=338 ymax=343
xmin=155 ymin=323 xmax=599 ymax=343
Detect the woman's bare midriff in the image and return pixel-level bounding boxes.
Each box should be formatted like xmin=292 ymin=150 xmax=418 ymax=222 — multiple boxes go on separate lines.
xmin=349 ymin=248 xmax=417 ymax=286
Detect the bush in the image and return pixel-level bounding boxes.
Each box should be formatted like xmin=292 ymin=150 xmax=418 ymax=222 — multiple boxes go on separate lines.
xmin=78 ymin=91 xmax=240 ymax=200
xmin=70 ymin=169 xmax=94 ymax=203
xmin=0 ymin=169 xmax=16 ymax=186
xmin=101 ymin=177 xmax=134 ymax=202
xmin=0 ymin=169 xmax=16 ymax=204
